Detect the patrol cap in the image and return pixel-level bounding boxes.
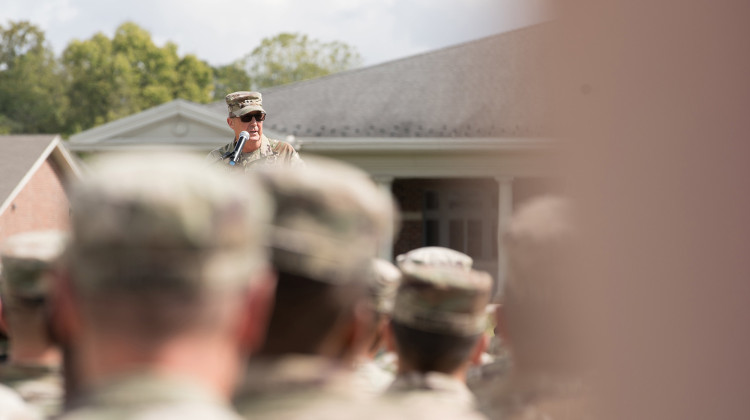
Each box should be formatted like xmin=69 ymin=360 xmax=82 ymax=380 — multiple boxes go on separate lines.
xmin=392 ymin=264 xmax=493 ymax=336
xmin=66 ymin=152 xmax=272 ymax=294
xmin=254 ymin=156 xmax=398 ymax=286
xmin=396 ymin=246 xmax=473 ymax=272
xmin=369 ymin=258 xmax=402 ymax=315
xmin=226 ymin=91 xmax=265 ymax=118
xmin=0 ymin=230 xmax=68 ymax=300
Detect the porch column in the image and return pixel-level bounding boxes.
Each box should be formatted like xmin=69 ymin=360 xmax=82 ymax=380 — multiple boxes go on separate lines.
xmin=495 ymin=176 xmax=514 ymax=292
xmin=372 ymin=175 xmax=395 ymax=261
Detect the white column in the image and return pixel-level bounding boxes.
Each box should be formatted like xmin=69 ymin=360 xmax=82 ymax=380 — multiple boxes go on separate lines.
xmin=372 ymin=175 xmax=395 ymax=261
xmin=495 ymin=176 xmax=514 ymax=292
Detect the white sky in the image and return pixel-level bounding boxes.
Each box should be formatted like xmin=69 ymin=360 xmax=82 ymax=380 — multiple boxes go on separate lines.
xmin=1 ymin=0 xmax=551 ymax=67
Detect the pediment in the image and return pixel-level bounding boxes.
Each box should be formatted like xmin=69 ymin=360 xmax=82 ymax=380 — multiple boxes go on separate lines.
xmin=68 ymin=100 xmax=234 ymax=151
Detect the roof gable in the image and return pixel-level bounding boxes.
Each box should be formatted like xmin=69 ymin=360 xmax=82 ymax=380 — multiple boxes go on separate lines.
xmin=68 ymin=99 xmax=234 ymax=151
xmin=0 ymin=135 xmax=81 ymax=215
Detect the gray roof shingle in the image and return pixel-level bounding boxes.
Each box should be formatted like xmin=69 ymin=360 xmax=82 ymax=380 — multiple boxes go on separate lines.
xmin=0 ymin=135 xmax=60 ymax=206
xmin=206 ymin=24 xmax=550 ymax=138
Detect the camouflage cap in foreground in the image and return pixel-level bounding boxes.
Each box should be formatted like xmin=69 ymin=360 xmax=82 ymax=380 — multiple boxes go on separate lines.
xmin=254 ymin=157 xmax=398 ymax=285
xmin=369 ymin=259 xmax=402 ymax=314
xmin=0 ymin=230 xmax=68 ymax=300
xmin=226 ymin=91 xmax=265 ymax=118
xmin=392 ymin=265 xmax=493 ymax=336
xmin=66 ymin=152 xmax=272 ymax=293
xmin=396 ymin=247 xmax=473 ymax=272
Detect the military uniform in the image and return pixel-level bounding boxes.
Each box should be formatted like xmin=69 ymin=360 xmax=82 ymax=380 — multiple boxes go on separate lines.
xmin=0 ymin=231 xmax=67 ymax=418
xmin=207 ymin=91 xmax=302 ymax=170
xmin=233 ymin=158 xmax=397 ymax=419
xmin=59 ymin=374 xmax=242 ymax=420
xmin=235 ymin=355 xmax=369 ymax=420
xmin=58 ymin=153 xmax=273 ymax=420
xmin=382 ymin=259 xmax=494 ymax=420
xmin=0 ymin=383 xmax=38 ymax=420
xmin=207 ymin=134 xmax=301 ymax=169
xmin=0 ymin=365 xmax=61 ymax=418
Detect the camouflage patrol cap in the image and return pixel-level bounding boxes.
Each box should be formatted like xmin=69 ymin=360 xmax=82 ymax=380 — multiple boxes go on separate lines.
xmin=253 ymin=156 xmax=398 ymax=285
xmin=66 ymin=152 xmax=272 ymax=293
xmin=0 ymin=230 xmax=68 ymax=300
xmin=226 ymin=91 xmax=265 ymax=118
xmin=369 ymin=259 xmax=402 ymax=314
xmin=396 ymin=247 xmax=473 ymax=272
xmin=392 ymin=264 xmax=493 ymax=336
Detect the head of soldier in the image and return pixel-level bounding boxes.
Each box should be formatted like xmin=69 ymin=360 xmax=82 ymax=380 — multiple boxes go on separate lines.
xmin=226 ymin=91 xmax=265 ymax=154
xmin=388 ymin=259 xmax=492 ymax=381
xmin=253 ymin=157 xmax=398 ymax=365
xmin=496 ymin=196 xmax=580 ymax=375
xmin=54 ymin=152 xmax=274 ymax=395
xmin=0 ymin=230 xmax=67 ymax=365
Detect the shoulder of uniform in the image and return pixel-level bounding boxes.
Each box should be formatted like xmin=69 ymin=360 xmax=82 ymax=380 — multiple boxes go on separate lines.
xmin=270 ymin=139 xmax=296 ymax=153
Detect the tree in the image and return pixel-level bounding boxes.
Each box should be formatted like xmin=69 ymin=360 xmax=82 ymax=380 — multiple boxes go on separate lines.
xmin=212 ymin=62 xmax=251 ymax=101
xmin=0 ymin=21 xmax=67 ymax=134
xmin=61 ymin=22 xmax=214 ymax=134
xmin=241 ymin=32 xmax=362 ymax=89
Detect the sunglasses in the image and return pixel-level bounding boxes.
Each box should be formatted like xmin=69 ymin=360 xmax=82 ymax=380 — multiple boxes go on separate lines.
xmin=240 ymin=112 xmax=266 ymax=123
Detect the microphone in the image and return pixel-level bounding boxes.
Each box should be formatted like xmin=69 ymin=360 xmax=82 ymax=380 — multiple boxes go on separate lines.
xmin=229 ymin=131 xmax=249 ymax=166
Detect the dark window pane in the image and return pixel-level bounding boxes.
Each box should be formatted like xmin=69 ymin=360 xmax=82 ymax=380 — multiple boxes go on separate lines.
xmin=467 ymin=219 xmax=483 ymax=258
xmin=425 ymin=219 xmax=440 ymax=246
xmin=449 ymin=219 xmax=465 ymax=252
xmin=425 ymin=191 xmax=439 ymax=210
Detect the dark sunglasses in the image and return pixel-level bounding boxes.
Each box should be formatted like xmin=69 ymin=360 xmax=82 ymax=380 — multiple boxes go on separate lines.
xmin=240 ymin=112 xmax=266 ymax=123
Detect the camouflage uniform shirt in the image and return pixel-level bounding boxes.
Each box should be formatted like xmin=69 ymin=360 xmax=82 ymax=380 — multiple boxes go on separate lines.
xmin=0 ymin=383 xmax=38 ymax=420
xmin=234 ymin=355 xmax=369 ymax=420
xmin=382 ymin=371 xmax=488 ymax=419
xmin=207 ymin=135 xmax=302 ymax=170
xmin=0 ymin=363 xmax=62 ymax=418
xmin=59 ymin=373 xmax=241 ymax=420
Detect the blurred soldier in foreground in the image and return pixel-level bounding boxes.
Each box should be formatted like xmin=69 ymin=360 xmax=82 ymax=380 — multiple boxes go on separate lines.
xmin=0 ymin=383 xmax=38 ymax=420
xmin=382 ymin=258 xmax=492 ymax=420
xmin=479 ymin=196 xmax=587 ymax=420
xmin=233 ymin=158 xmax=396 ymax=419
xmin=395 ymin=246 xmax=474 ymax=271
xmin=351 ymin=258 xmax=401 ymax=395
xmin=207 ymin=91 xmax=302 ymax=169
xmin=51 ymin=153 xmax=274 ymax=419
xmin=0 ymin=230 xmax=67 ymax=418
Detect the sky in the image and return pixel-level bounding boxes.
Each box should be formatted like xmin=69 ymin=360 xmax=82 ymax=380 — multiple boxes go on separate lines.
xmin=1 ymin=0 xmax=551 ymax=67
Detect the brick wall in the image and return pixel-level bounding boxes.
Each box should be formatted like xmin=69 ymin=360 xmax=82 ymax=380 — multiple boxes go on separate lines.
xmin=0 ymin=158 xmax=71 ymax=243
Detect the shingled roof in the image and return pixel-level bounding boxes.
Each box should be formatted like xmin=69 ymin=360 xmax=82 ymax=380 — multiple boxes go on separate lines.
xmin=0 ymin=135 xmax=81 ymax=216
xmin=206 ymin=24 xmax=550 ymax=139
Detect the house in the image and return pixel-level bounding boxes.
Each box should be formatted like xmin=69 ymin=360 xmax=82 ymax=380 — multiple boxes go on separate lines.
xmin=67 ymin=24 xmax=560 ymax=288
xmin=0 ymin=135 xmax=82 ymax=243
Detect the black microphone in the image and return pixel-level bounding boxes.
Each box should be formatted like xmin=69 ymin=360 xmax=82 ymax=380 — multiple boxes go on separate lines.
xmin=229 ymin=131 xmax=249 ymax=166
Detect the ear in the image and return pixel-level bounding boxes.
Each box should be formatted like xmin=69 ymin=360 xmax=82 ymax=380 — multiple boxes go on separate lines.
xmin=471 ymin=333 xmax=489 ymax=366
xmin=237 ymin=268 xmax=277 ymax=354
xmin=227 ymin=117 xmax=234 ymax=129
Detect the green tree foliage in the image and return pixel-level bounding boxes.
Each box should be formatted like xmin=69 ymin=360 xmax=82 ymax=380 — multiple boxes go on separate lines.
xmin=211 ymin=62 xmax=251 ymax=101
xmin=0 ymin=21 xmax=67 ymax=134
xmin=240 ymin=32 xmax=362 ymax=89
xmin=61 ymin=22 xmax=214 ymax=134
